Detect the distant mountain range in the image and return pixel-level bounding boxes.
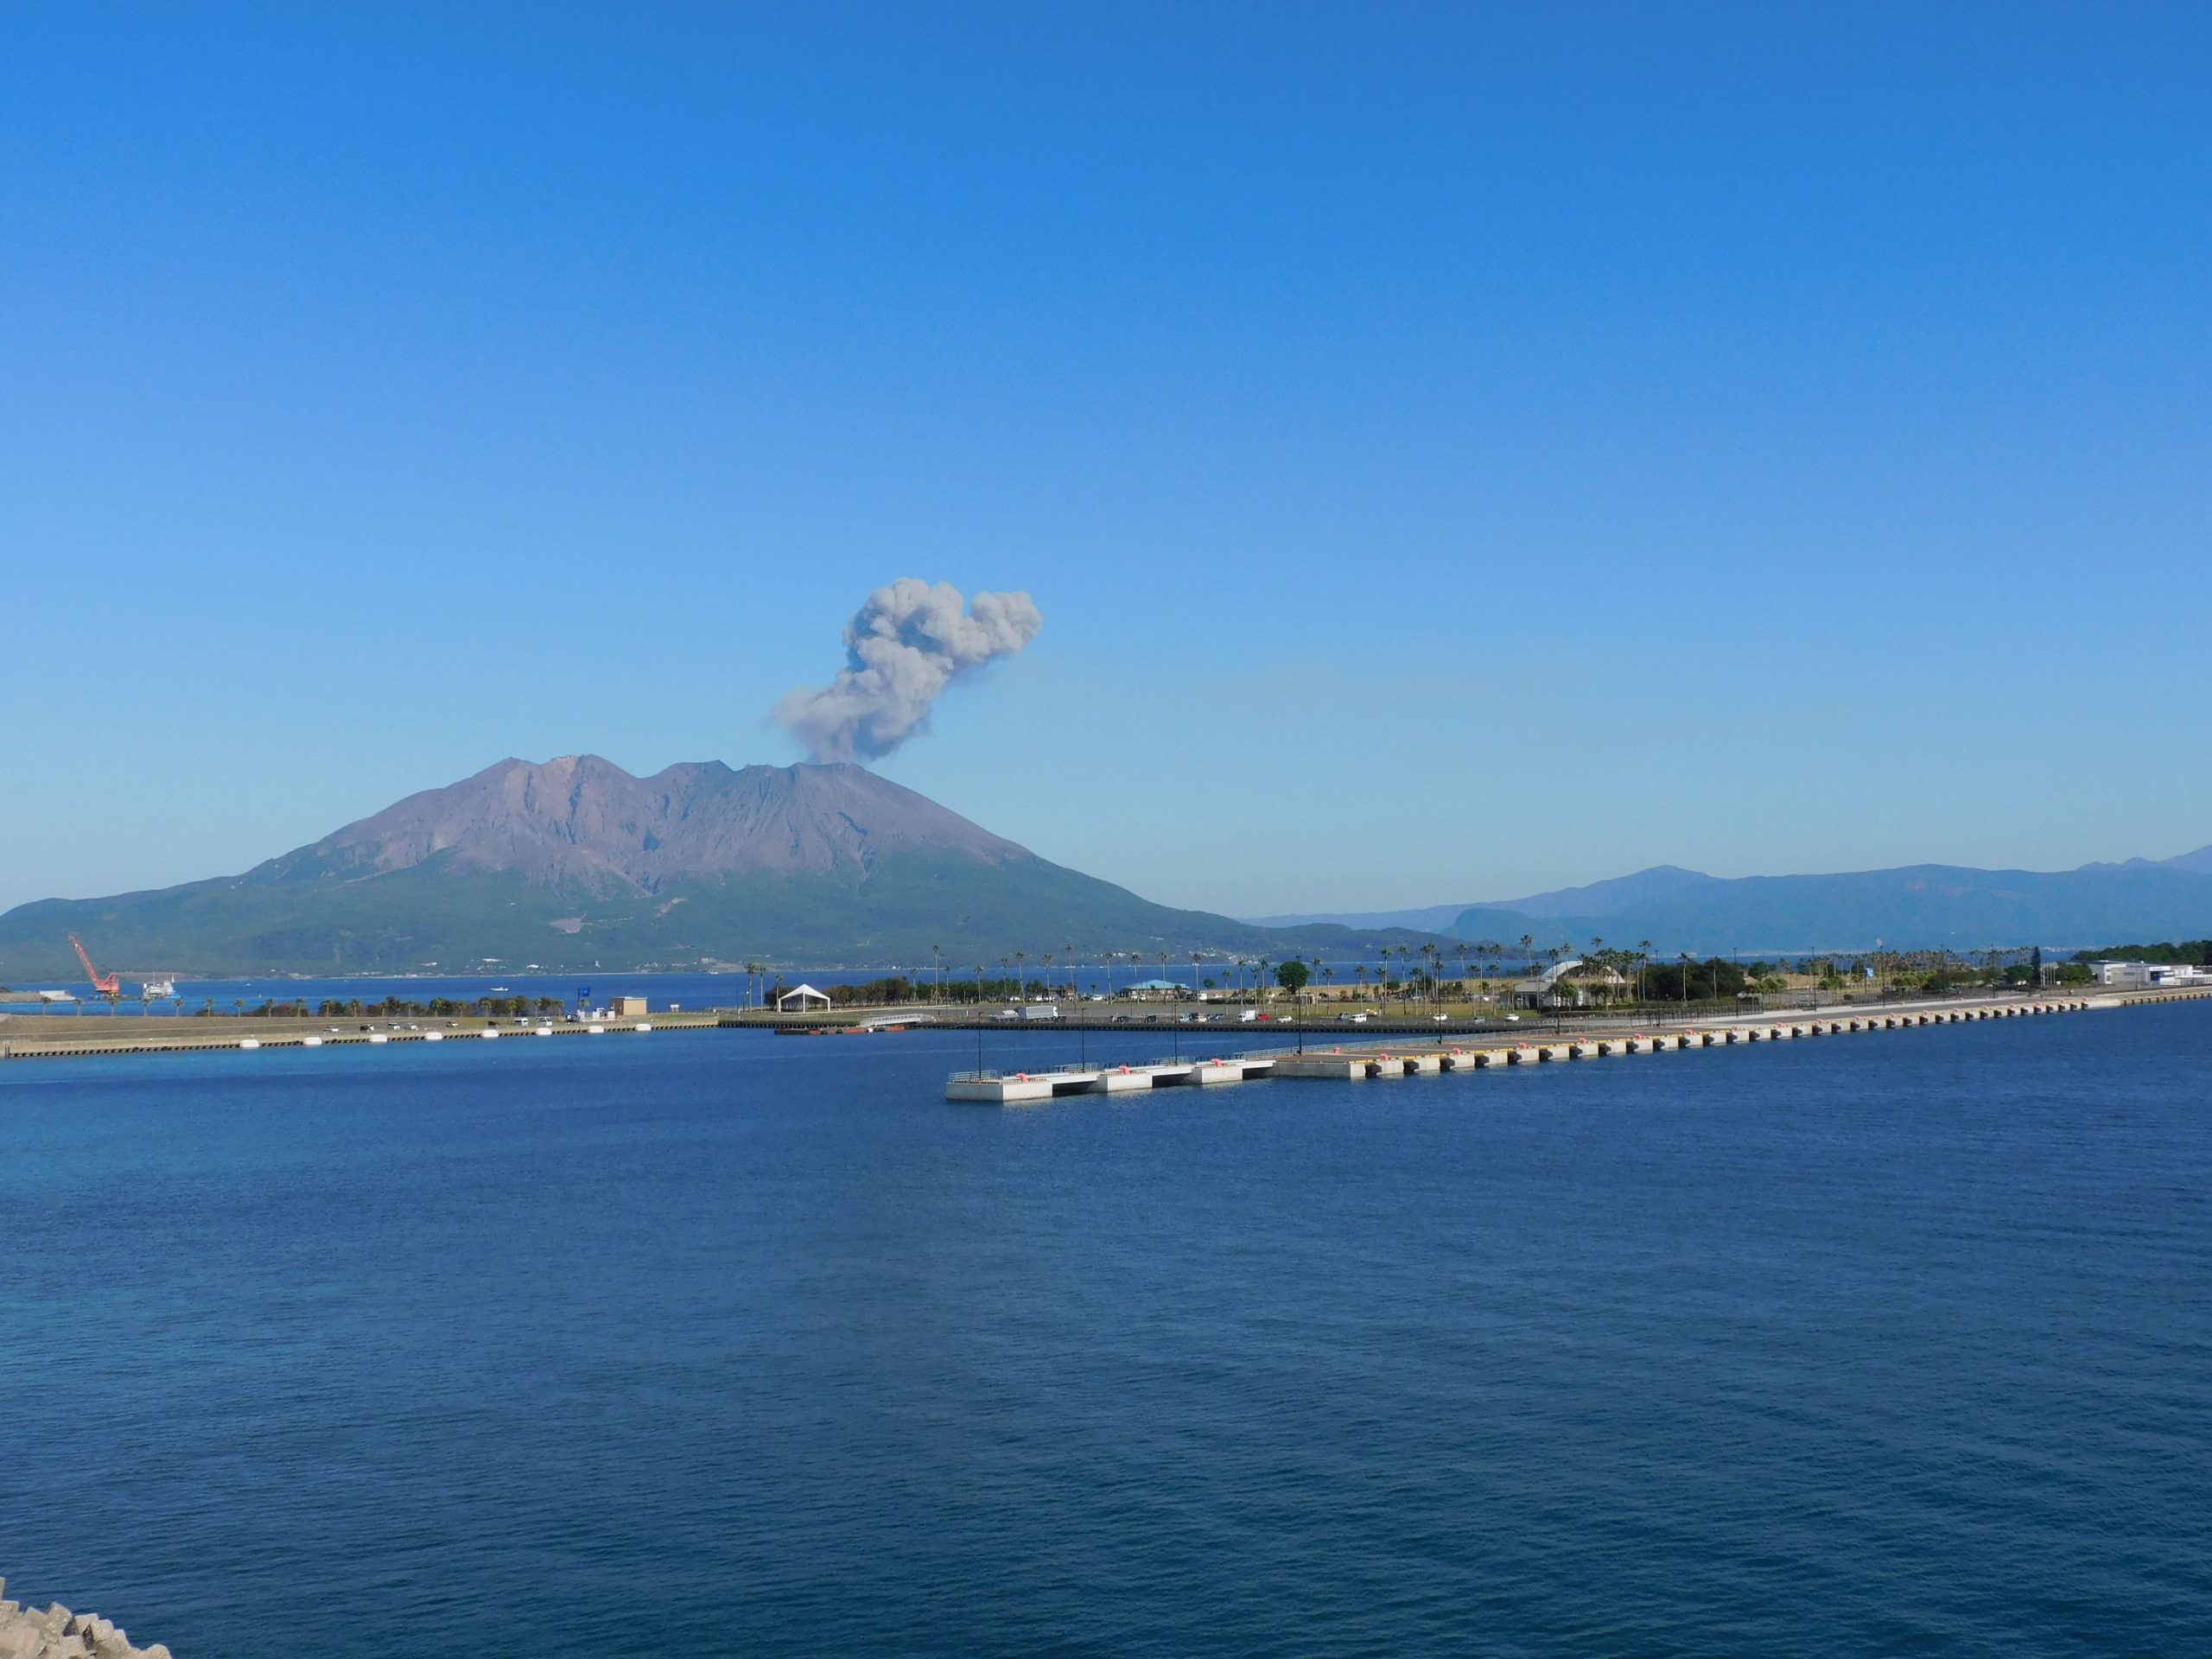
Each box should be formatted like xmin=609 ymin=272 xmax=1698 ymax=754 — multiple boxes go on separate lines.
xmin=0 ymin=756 xmax=1447 ymax=980
xmin=1251 ymin=849 xmax=2212 ymax=957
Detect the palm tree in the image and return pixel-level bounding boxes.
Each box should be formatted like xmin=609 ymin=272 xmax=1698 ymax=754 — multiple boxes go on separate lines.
xmin=1519 ymin=934 xmax=1535 ymax=975
xmin=1015 ymin=950 xmax=1027 ymax=997
xmin=1638 ymin=939 xmax=1652 ymax=1004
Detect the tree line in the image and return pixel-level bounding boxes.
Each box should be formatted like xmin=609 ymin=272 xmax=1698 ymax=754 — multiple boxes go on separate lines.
xmin=199 ymin=995 xmax=569 ymax=1019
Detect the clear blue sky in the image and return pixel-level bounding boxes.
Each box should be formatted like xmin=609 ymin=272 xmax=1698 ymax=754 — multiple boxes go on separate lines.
xmin=4 ymin=3 xmax=2208 ymax=918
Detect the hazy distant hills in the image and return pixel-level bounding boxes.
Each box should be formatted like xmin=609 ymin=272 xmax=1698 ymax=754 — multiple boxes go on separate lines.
xmin=0 ymin=757 xmax=1444 ymax=979
xmin=1258 ymin=849 xmax=2212 ymax=956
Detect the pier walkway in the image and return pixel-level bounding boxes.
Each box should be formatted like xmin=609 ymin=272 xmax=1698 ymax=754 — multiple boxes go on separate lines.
xmin=943 ymin=991 xmax=2210 ymax=1103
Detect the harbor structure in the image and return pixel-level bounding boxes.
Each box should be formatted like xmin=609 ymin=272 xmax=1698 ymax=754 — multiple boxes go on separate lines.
xmin=942 ymin=990 xmax=2212 ymax=1103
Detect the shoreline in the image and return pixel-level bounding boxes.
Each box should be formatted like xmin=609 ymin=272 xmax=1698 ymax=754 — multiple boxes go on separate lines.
xmin=5 ymin=986 xmax=2204 ymax=1067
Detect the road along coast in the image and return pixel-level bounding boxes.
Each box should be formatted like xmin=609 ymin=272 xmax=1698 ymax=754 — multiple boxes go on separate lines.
xmin=944 ymin=988 xmax=2209 ymax=1103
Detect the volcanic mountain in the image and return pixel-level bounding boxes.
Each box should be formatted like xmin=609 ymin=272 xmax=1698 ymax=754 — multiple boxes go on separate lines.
xmin=1261 ymin=848 xmax=2212 ymax=955
xmin=0 ymin=757 xmax=1439 ymax=977
xmin=271 ymin=754 xmax=1029 ymax=890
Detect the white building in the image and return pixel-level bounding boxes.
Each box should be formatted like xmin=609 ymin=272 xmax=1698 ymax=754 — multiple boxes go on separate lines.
xmin=1120 ymin=977 xmax=1188 ymax=1001
xmin=2092 ymin=960 xmax=2212 ymax=989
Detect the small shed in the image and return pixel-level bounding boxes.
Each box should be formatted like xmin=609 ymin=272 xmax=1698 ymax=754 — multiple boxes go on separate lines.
xmin=776 ymin=983 xmax=832 ymax=1012
xmin=609 ymin=995 xmax=648 ymax=1018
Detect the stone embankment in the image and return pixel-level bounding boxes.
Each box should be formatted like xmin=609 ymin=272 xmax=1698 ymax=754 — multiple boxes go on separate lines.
xmin=0 ymin=1582 xmax=170 ymax=1659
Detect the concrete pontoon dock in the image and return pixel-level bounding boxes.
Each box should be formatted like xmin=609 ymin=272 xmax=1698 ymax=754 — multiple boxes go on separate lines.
xmin=939 ymin=993 xmax=2202 ymax=1103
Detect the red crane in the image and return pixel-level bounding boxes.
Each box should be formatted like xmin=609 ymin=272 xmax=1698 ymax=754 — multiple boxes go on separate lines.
xmin=69 ymin=934 xmax=121 ymax=1000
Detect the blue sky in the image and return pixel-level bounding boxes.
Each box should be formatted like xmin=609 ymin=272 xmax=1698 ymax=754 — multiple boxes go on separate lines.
xmin=4 ymin=3 xmax=2208 ymax=918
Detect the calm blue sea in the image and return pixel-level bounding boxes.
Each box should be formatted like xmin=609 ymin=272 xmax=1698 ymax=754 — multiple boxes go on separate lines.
xmin=3 ymin=1004 xmax=2207 ymax=1656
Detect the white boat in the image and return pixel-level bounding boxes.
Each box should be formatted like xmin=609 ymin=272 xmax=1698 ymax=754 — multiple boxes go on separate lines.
xmin=141 ymin=976 xmax=177 ymax=1000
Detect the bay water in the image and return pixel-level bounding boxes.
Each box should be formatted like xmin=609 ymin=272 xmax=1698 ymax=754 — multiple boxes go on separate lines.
xmin=3 ymin=1003 xmax=2207 ymax=1654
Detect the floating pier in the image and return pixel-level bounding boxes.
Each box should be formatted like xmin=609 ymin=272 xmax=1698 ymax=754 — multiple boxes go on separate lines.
xmin=940 ymin=995 xmax=2165 ymax=1103
xmin=945 ymin=1053 xmax=1282 ymax=1103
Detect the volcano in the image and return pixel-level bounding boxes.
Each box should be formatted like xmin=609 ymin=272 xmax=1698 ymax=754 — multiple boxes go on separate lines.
xmin=0 ymin=757 xmax=1434 ymax=976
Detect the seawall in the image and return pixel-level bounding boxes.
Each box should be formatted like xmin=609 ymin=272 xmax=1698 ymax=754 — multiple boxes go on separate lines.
xmin=0 ymin=1580 xmax=171 ymax=1659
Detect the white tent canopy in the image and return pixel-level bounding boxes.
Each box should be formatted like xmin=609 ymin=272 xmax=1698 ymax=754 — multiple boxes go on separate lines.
xmin=776 ymin=983 xmax=832 ymax=1011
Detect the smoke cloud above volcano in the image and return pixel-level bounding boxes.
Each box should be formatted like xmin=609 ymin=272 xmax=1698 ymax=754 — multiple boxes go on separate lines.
xmin=774 ymin=578 xmax=1044 ymax=763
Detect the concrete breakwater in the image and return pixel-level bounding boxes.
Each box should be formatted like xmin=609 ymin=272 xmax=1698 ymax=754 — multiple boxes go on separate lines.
xmin=0 ymin=1581 xmax=170 ymax=1659
xmin=945 ymin=989 xmax=2211 ymax=1103
xmin=0 ymin=1011 xmax=727 ymax=1063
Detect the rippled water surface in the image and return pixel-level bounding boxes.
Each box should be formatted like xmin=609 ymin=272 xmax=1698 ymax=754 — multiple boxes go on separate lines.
xmin=3 ymin=1006 xmax=2209 ymax=1656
